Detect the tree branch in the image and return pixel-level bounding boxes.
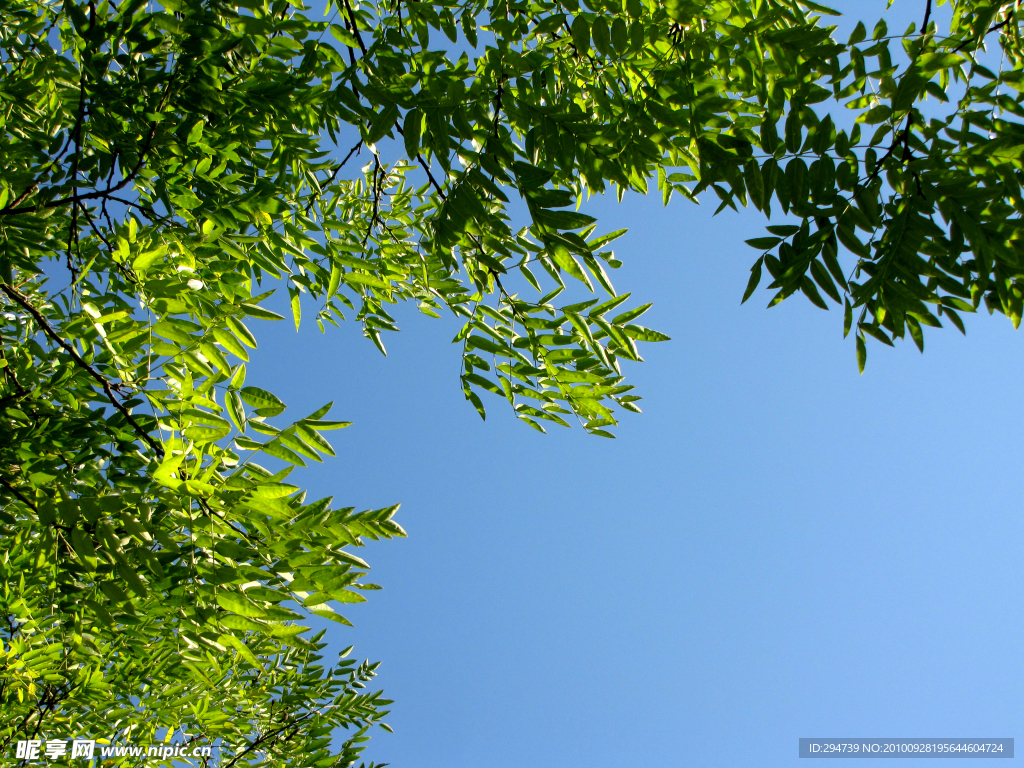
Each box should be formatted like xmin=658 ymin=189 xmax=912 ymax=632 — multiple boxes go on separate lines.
xmin=0 ymin=475 xmax=37 ymax=511
xmin=363 ymin=155 xmax=383 ymax=246
xmin=0 ymin=285 xmax=164 ymax=458
xmin=0 ymin=122 xmax=161 ymax=217
xmin=0 ymin=68 xmax=177 ymax=218
xmin=953 ymin=12 xmax=1015 ymax=52
xmin=223 ymin=716 xmax=312 ymax=768
xmin=341 ymin=0 xmax=368 ymax=56
xmin=415 ymin=154 xmax=446 ymax=199
xmin=304 ymin=140 xmax=362 ymax=214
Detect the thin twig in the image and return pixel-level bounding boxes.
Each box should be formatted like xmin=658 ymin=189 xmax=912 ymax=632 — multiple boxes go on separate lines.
xmin=363 ymin=156 xmax=383 ymax=246
xmin=415 ymin=154 xmax=446 ymax=198
xmin=106 ymin=196 xmax=177 ymax=226
xmin=491 ymin=72 xmax=506 ymax=140
xmin=303 ymin=140 xmax=362 ymax=214
xmin=78 ymin=203 xmax=115 ymax=256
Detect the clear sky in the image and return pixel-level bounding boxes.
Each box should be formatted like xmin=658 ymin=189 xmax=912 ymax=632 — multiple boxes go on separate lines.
xmin=244 ymin=2 xmax=1024 ymax=765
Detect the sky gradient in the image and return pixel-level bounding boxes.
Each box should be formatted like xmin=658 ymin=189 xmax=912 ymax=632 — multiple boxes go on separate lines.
xmin=247 ymin=172 xmax=1024 ymax=765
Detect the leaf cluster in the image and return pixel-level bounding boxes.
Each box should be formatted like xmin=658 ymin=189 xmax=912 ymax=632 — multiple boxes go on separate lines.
xmin=3 ymin=0 xmax=1022 ymax=761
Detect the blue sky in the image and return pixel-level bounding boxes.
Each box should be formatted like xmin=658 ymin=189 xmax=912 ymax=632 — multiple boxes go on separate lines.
xmin=241 ymin=1 xmax=1024 ymax=765
xmin=248 ymin=187 xmax=1024 ymax=766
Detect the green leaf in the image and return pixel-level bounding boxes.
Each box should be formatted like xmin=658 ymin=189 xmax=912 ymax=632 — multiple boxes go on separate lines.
xmin=213 ymin=328 xmax=250 ymax=361
xmin=187 ymin=120 xmax=204 ymax=145
xmin=624 ymin=325 xmax=670 ymax=342
xmin=152 ymin=452 xmax=184 ymax=489
xmin=239 ymin=387 xmax=287 ymax=416
xmin=335 ymin=550 xmax=371 ymax=569
xmin=71 ymin=528 xmax=97 ymax=565
xmin=183 ymin=423 xmax=231 ymax=442
xmin=403 ymin=108 xmax=422 ymax=157
xmin=217 ymin=634 xmax=264 ymax=669
xmin=309 ymin=605 xmax=354 ymax=626
xmin=263 ymin=439 xmax=308 ymax=466
xmin=588 ymin=293 xmax=631 ymax=317
xmin=611 ymin=17 xmax=629 ymax=51
xmin=366 ymin=104 xmax=400 ymax=146
xmin=344 ymin=272 xmax=390 ymax=290
xmin=302 ymin=419 xmax=353 ymax=431
xmin=241 ymin=303 xmax=285 ymax=321
xmin=592 ymin=16 xmax=610 ymax=55
xmin=227 ymin=316 xmax=258 ymax=348
xmin=746 ymin=237 xmax=782 ymax=250
xmin=230 ymin=363 xmax=247 ymax=390
xmin=289 ymin=283 xmax=302 ymax=331
xmin=588 ymin=228 xmax=628 ymax=250
xmin=227 ymin=390 xmax=246 ymax=433
xmin=100 ymin=580 xmax=131 ymax=604
xmin=325 ymin=589 xmax=366 ymax=604
xmin=251 ymin=483 xmax=298 ymax=500
xmin=571 ymin=16 xmax=590 ymax=52
xmin=612 ymin=303 xmax=652 ymax=325
xmin=810 ymin=260 xmax=841 ymax=304
xmin=742 ymin=257 xmax=763 ymax=304
xmin=330 ymin=23 xmax=358 ymax=48
xmin=919 ymin=52 xmax=963 ymax=73
xmin=216 ymin=591 xmax=268 ymax=618
xmin=118 ymin=562 xmax=149 ymax=598
xmin=132 ymin=245 xmax=167 ymax=273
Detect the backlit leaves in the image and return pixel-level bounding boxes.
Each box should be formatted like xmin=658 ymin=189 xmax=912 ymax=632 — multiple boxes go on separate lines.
xmin=3 ymin=0 xmax=1021 ymax=762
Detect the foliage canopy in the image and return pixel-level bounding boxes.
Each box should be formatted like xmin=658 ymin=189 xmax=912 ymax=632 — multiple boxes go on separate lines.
xmin=2 ymin=0 xmax=1021 ymax=762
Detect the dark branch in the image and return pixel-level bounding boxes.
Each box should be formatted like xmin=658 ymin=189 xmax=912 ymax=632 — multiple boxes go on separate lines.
xmin=341 ymin=0 xmax=368 ymax=56
xmin=953 ymin=12 xmax=1015 ymax=52
xmin=0 ymin=475 xmax=37 ymax=511
xmin=0 ymin=285 xmax=164 ymax=458
xmin=415 ymin=154 xmax=446 ymax=199
xmin=0 ymin=121 xmax=161 ymax=217
xmin=3 ymin=183 xmax=38 ymax=213
xmin=304 ymin=141 xmax=362 ymax=214
xmin=364 ymin=155 xmax=383 ymax=247
xmin=0 ymin=69 xmax=177 ymax=218
xmin=107 ymin=196 xmax=178 ymax=226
